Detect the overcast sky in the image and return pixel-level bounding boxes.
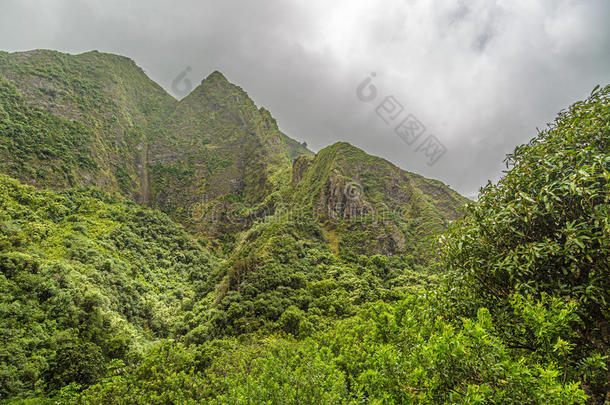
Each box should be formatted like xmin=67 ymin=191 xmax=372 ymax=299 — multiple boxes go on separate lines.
xmin=1 ymin=0 xmax=608 ymax=198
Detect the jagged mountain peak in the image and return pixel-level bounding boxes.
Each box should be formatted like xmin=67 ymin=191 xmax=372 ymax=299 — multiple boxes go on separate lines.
xmin=147 ymin=68 xmax=313 ymax=226
xmin=203 ymin=69 xmax=230 ymax=83
xmin=182 ymin=69 xmax=251 ymax=110
xmin=0 ymin=48 xmax=462 ymax=254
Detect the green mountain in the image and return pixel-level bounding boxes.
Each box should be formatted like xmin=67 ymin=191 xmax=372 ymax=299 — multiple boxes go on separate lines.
xmin=0 ymin=49 xmax=469 ymax=400
xmin=148 ymin=71 xmax=311 ymax=234
xmin=0 ymin=49 xmax=177 ymax=202
xmin=5 ymin=50 xmax=604 ymax=404
xmin=0 ymin=174 xmax=217 ymax=397
xmin=289 ymin=142 xmax=468 ymax=257
xmin=0 ymin=49 xmax=474 ymax=399
xmin=0 ymin=49 xmax=465 ymax=255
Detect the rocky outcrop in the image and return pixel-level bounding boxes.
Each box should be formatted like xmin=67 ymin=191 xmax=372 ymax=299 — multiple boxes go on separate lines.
xmin=291 ymin=156 xmax=313 ymax=185
xmin=288 ymin=142 xmax=468 ymax=257
xmin=322 ymin=171 xmax=372 ymax=220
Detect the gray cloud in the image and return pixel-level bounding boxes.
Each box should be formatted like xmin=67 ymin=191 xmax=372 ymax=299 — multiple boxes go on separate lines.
xmin=1 ymin=0 xmax=609 ymax=198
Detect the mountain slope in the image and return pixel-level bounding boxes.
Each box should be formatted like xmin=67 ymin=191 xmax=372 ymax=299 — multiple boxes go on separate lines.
xmin=289 ymin=142 xmax=469 ymax=257
xmin=149 ymin=71 xmax=301 ymax=229
xmin=0 ymin=50 xmax=316 ymax=239
xmin=0 ymin=174 xmax=217 ymax=398
xmin=0 ymin=49 xmax=177 ymax=202
xmin=0 ymin=77 xmax=97 ymax=188
xmin=184 ymin=142 xmax=468 ymax=337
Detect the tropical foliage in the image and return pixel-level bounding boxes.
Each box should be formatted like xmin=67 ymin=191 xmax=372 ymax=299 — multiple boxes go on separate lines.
xmin=0 ymin=49 xmax=608 ymax=404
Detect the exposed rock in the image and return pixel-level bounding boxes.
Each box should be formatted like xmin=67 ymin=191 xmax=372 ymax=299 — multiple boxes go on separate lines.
xmin=291 ymin=155 xmax=313 ymax=185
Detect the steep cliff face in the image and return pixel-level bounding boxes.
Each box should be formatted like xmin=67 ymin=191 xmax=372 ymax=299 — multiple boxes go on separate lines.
xmin=0 ymin=49 xmax=466 ymax=257
xmin=291 ymin=156 xmax=313 ymax=186
xmin=0 ymin=49 xmax=477 ymax=396
xmin=0 ymin=51 xmax=313 ymax=236
xmin=0 ymin=49 xmax=177 ymax=202
xmin=289 ymin=142 xmax=469 ymax=256
xmin=149 ymin=71 xmax=303 ymax=230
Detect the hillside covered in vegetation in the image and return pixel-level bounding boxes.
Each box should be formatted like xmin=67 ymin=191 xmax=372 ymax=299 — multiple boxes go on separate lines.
xmin=0 ymin=50 xmax=608 ymax=404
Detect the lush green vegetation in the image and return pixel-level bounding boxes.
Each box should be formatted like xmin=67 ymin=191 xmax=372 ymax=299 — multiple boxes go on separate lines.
xmin=0 ymin=49 xmax=178 ymax=201
xmin=0 ymin=78 xmax=97 ymax=187
xmin=438 ymin=84 xmax=610 ymax=401
xmin=77 ymin=86 xmax=610 ymax=404
xmin=185 ymin=211 xmax=435 ymax=340
xmin=0 ymin=175 xmax=217 ymax=400
xmin=0 ymin=49 xmax=607 ymax=404
xmin=63 ymin=294 xmax=592 ymax=404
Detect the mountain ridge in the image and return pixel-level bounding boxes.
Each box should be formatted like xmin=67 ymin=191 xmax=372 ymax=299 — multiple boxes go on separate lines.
xmin=0 ymin=48 xmax=467 ymax=258
xmin=1 ymin=48 xmax=606 ymax=403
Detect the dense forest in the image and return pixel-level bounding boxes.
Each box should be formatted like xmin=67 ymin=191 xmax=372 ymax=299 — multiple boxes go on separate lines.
xmin=0 ymin=50 xmax=608 ymax=404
